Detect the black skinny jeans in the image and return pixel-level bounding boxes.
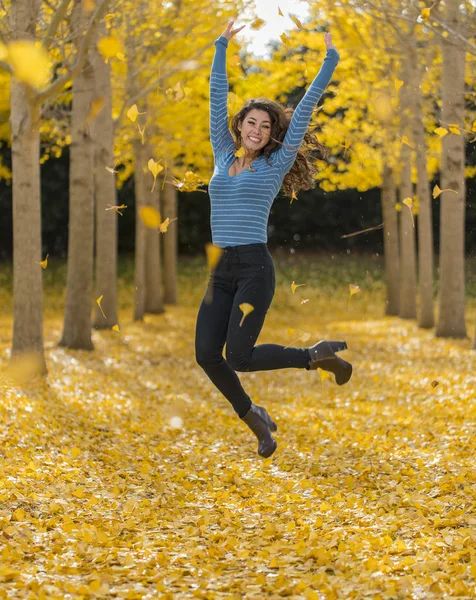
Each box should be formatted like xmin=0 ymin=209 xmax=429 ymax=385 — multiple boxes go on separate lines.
xmin=195 ymin=243 xmax=311 ymax=417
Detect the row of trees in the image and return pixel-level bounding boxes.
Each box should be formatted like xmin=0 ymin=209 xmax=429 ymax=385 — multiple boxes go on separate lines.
xmin=0 ymin=0 xmax=475 ymax=378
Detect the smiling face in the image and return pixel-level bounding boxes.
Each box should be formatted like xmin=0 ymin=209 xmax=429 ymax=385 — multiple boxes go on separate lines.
xmin=237 ymin=108 xmax=272 ymax=156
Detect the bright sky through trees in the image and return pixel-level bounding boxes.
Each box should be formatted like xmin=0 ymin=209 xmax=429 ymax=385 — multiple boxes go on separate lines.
xmin=239 ymin=0 xmax=310 ymax=58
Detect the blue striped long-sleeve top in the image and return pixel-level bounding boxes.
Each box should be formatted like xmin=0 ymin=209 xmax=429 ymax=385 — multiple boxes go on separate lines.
xmin=208 ymin=35 xmax=340 ymax=248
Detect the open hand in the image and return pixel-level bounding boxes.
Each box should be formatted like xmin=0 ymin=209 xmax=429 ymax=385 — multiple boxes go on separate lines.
xmin=221 ymin=20 xmax=246 ymax=41
xmin=324 ymin=32 xmax=337 ymax=51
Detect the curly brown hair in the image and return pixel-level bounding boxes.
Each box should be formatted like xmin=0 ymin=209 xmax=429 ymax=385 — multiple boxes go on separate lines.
xmin=230 ymin=97 xmax=330 ymax=197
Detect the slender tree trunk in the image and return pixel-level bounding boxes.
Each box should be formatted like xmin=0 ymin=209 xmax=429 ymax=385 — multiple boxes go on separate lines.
xmin=9 ymin=0 xmax=46 ymax=373
xmin=408 ymin=42 xmax=435 ymax=329
xmin=59 ymin=8 xmax=95 ymax=349
xmin=144 ymin=182 xmax=165 ymax=314
xmin=133 ymin=141 xmax=147 ymax=321
xmin=398 ymin=57 xmax=417 ymax=319
xmin=162 ymin=161 xmax=178 ymax=305
xmin=436 ymin=0 xmax=467 ymax=338
xmin=381 ymin=163 xmax=400 ymax=316
xmin=91 ymin=24 xmax=118 ymax=329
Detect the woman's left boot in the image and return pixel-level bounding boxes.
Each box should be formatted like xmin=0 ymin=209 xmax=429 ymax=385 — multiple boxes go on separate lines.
xmin=240 ymin=403 xmax=277 ymax=458
xmin=307 ymin=340 xmax=352 ymax=385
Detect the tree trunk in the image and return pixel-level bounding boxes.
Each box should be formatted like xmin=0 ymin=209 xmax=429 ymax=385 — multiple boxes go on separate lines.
xmin=398 ymin=58 xmax=417 ymax=320
xmin=408 ymin=42 xmax=435 ymax=329
xmin=144 ymin=182 xmax=165 ymax=314
xmin=9 ymin=0 xmax=46 ymax=373
xmin=133 ymin=141 xmax=147 ymax=321
xmin=381 ymin=163 xmax=399 ymax=316
xmin=90 ymin=24 xmax=118 ymax=330
xmin=59 ymin=10 xmax=95 ymax=349
xmin=162 ymin=165 xmax=178 ymax=305
xmin=436 ymin=0 xmax=467 ymax=338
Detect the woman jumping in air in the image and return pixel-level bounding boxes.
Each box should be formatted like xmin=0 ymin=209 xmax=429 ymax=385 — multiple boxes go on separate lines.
xmin=195 ymin=21 xmax=352 ymax=459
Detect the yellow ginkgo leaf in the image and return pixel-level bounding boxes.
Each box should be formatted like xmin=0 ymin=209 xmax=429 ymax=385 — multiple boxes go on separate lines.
xmin=250 ymin=17 xmax=266 ymax=30
xmin=97 ymin=36 xmax=123 ymax=62
xmin=116 ymin=52 xmax=126 ymax=62
xmin=138 ymin=123 xmax=146 ymax=145
xmin=421 ymin=4 xmax=435 ymax=20
xmin=278 ymin=6 xmax=284 ymax=17
xmin=102 ymin=13 xmax=116 ymax=21
xmin=394 ymin=79 xmax=404 ymax=94
xmin=290 ymin=189 xmax=298 ymax=205
xmin=205 ymin=243 xmax=223 ymax=271
xmin=148 ymin=159 xmax=164 ymax=192
xmin=432 ymin=184 xmax=458 ymax=199
xmin=96 ymin=295 xmax=106 ymax=319
xmin=402 ymin=197 xmax=415 ymax=226
xmin=235 ymin=147 xmax=245 ymax=158
xmin=349 ymin=284 xmax=361 ymax=296
xmin=159 ymin=217 xmax=178 ymax=233
xmin=105 ymin=164 xmax=119 ymax=174
xmin=319 ymin=369 xmax=331 ymax=382
xmin=290 ymin=14 xmax=304 ymax=29
xmin=239 ymin=303 xmax=254 ymax=327
xmin=86 ymin=96 xmax=106 ymax=124
xmin=126 ymin=104 xmax=146 ymax=123
xmin=291 ymin=281 xmax=306 ymax=294
xmin=401 ymin=135 xmax=414 ymax=147
xmin=38 ymin=254 xmax=49 ymax=269
xmin=434 ymin=126 xmax=448 ymax=138
xmin=280 ymin=32 xmax=291 ymax=46
xmin=8 ymin=40 xmax=52 ymax=89
xmin=448 ymin=123 xmax=460 ymax=135
xmin=285 ymin=331 xmax=311 ymax=348
xmin=112 ymin=324 xmax=120 ymax=332
xmin=140 ymin=206 xmax=161 ymax=229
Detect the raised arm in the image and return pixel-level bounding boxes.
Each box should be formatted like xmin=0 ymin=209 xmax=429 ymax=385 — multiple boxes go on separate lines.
xmin=209 ymin=21 xmax=246 ymax=161
xmin=274 ymin=34 xmax=340 ymax=174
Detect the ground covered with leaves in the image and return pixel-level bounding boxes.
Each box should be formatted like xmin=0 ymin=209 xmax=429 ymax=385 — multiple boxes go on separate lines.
xmin=0 ymin=254 xmax=475 ymax=599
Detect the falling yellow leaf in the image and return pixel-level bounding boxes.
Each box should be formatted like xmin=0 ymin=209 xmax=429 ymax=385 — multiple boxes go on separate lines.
xmin=421 ymin=4 xmax=435 ymax=20
xmin=401 ymin=135 xmax=414 ymax=147
xmin=159 ymin=217 xmax=178 ymax=233
xmin=85 ymin=96 xmax=106 ymax=124
xmin=96 ymin=295 xmax=106 ymax=319
xmin=235 ymin=147 xmax=245 ymax=158
xmin=278 ymin=6 xmax=284 ymax=17
xmin=250 ymin=18 xmax=266 ymax=30
xmin=38 ymin=254 xmax=49 ymax=269
xmin=448 ymin=123 xmax=460 ymax=135
xmin=239 ymin=303 xmax=254 ymax=327
xmin=290 ymin=14 xmax=304 ymax=29
xmin=290 ymin=188 xmax=298 ymax=205
xmin=126 ymin=104 xmax=146 ymax=123
xmin=205 ymin=244 xmax=223 ymax=271
xmin=140 ymin=206 xmax=161 ymax=229
xmin=148 ymin=159 xmax=164 ymax=192
xmin=432 ymin=185 xmax=458 ymax=199
xmin=8 ymin=40 xmax=52 ymax=89
xmin=285 ymin=332 xmax=311 ymax=348
xmin=394 ymin=79 xmax=404 ymax=94
xmin=402 ymin=197 xmax=415 ymax=226
xmin=136 ymin=124 xmax=145 ymax=145
xmin=349 ymin=284 xmax=361 ymax=296
xmin=105 ymin=203 xmax=127 ymax=215
xmin=434 ymin=126 xmax=448 ymax=138
xmin=116 ymin=52 xmax=126 ymax=62
xmin=280 ymin=32 xmax=291 ymax=47
xmin=97 ymin=36 xmax=123 ymax=62
xmin=291 ymin=281 xmax=306 ymax=294
xmin=112 ymin=324 xmax=120 ymax=332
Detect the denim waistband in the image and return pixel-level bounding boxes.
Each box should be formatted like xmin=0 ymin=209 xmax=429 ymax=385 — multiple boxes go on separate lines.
xmin=221 ymin=243 xmax=268 ymax=255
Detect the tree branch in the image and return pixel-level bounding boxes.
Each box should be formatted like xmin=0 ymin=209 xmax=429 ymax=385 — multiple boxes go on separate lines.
xmin=43 ymin=0 xmax=73 ymax=50
xmin=35 ymin=0 xmax=110 ymax=105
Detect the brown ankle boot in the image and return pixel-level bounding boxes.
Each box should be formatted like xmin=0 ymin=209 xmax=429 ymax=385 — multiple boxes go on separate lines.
xmin=240 ymin=403 xmax=277 ymax=458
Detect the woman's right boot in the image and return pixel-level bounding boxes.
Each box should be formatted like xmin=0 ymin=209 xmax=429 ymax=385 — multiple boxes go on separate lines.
xmin=240 ymin=403 xmax=277 ymax=458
